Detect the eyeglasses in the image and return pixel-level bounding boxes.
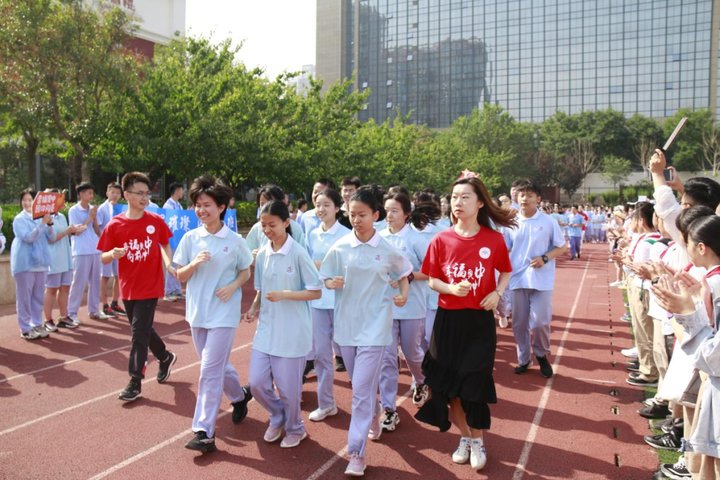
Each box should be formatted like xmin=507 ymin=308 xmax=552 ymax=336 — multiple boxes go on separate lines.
xmin=127 ymin=191 xmax=151 ymax=198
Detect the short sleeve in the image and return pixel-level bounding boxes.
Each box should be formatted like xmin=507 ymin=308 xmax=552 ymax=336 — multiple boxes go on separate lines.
xmin=236 ymin=237 xmax=253 ymax=270
xmin=254 ymin=251 xmax=265 ymax=291
xmin=551 ymin=219 xmax=565 ymax=248
xmin=291 ymin=220 xmax=306 ymax=248
xmin=412 ymin=234 xmax=430 ymax=266
xmin=388 ymin=250 xmax=413 ymax=281
xmin=246 ymin=222 xmax=261 ymax=251
xmin=173 ymin=232 xmax=192 ymax=267
xmin=68 ymin=206 xmax=81 ymax=225
xmin=421 ymin=237 xmax=445 ymax=280
xmin=493 ymin=235 xmax=512 ymax=273
xmin=296 ymin=247 xmax=322 ymax=290
xmin=319 ymin=246 xmax=342 ymax=280
xmin=155 ymin=216 xmax=172 ymax=245
xmin=96 ymin=223 xmax=115 ymax=252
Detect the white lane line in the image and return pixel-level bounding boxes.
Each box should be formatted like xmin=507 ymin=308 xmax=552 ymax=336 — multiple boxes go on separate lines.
xmin=512 ymin=255 xmax=592 ymax=480
xmin=577 ymin=378 xmax=617 ymax=385
xmin=0 ymin=327 xmax=191 ymax=384
xmin=304 ymin=388 xmax=414 ymax=480
xmin=0 ymin=342 xmax=252 ymax=437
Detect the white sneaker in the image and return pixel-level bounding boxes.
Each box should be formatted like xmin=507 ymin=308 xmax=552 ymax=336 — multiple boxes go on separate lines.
xmin=609 ymin=280 xmax=622 ymax=287
xmin=33 ymin=326 xmax=49 ymax=338
xmin=263 ymin=424 xmax=283 ymax=443
xmin=451 ymin=437 xmax=471 ymax=464
xmin=368 ymin=403 xmax=383 ymax=441
xmin=344 ymin=452 xmax=366 ymax=476
xmin=280 ymin=431 xmax=307 ymax=448
xmin=309 ymin=404 xmax=338 ymax=422
xmin=498 ymin=316 xmax=509 ymax=328
xmin=89 ymin=312 xmax=111 ymax=320
xmin=621 ymin=346 xmax=638 ymax=358
xmin=381 ymin=410 xmax=399 ymax=432
xmin=470 ymin=439 xmax=487 ymax=471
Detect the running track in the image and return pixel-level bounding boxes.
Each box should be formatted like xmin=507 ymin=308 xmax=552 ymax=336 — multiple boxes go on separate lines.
xmin=0 ymin=243 xmax=658 ymax=479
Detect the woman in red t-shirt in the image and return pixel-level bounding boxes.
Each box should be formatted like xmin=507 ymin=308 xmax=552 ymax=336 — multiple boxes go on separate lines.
xmin=415 ymin=175 xmax=515 ymax=472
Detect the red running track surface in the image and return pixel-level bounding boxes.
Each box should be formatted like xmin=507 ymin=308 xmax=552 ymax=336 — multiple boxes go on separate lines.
xmin=0 ymin=243 xmax=658 ymax=479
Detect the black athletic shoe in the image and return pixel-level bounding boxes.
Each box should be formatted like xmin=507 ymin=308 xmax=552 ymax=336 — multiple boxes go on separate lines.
xmin=118 ymin=379 xmax=142 ymax=402
xmin=661 ymin=456 xmax=691 ymax=478
xmin=638 ymin=402 xmax=671 ymax=419
xmin=185 ymin=431 xmax=216 ymax=453
xmin=514 ymin=361 xmax=531 ymax=374
xmin=232 ymin=385 xmax=253 ymax=424
xmin=644 ymin=431 xmax=682 ymax=450
xmin=626 ymin=360 xmax=640 ymax=372
xmin=157 ymin=351 xmax=177 ymax=384
xmin=536 ymin=355 xmax=554 ymax=378
xmin=335 ymin=356 xmax=346 ymax=372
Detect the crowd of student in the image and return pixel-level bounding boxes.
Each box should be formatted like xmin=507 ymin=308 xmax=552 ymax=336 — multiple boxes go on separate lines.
xmin=7 ymin=156 xmax=720 ymax=478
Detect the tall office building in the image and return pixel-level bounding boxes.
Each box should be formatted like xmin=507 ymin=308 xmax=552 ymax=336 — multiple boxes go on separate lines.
xmin=316 ymin=0 xmax=720 ymax=128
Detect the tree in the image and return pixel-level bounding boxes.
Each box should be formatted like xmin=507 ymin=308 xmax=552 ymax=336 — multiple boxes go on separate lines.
xmin=601 ymin=155 xmax=632 ymax=190
xmin=626 ymin=113 xmax=663 ymax=173
xmin=663 ymin=108 xmax=713 ymax=171
xmin=702 ymin=127 xmax=720 ymax=177
xmin=556 ymin=139 xmax=599 ymax=200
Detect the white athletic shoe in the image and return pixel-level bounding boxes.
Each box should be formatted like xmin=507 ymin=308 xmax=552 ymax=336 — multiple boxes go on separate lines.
xmin=309 ymin=404 xmax=338 ymax=422
xmin=452 ymin=437 xmax=471 ymax=464
xmin=621 ymin=346 xmax=639 ymax=358
xmin=498 ymin=316 xmax=509 ymax=328
xmin=470 ymin=439 xmax=487 ymax=471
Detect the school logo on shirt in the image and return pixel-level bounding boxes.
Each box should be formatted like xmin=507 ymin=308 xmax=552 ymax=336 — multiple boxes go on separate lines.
xmin=374 ymin=254 xmax=383 ymax=263
xmin=223 ymin=246 xmax=229 ymax=253
xmin=479 ymin=247 xmax=491 ymax=259
xmin=146 ymin=225 xmax=156 ymax=234
xmin=286 ymin=266 xmax=295 ymax=275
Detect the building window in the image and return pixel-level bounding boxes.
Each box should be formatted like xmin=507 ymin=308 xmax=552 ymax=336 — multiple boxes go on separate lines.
xmin=387 ymin=79 xmax=393 ymax=86
xmin=386 ymin=102 xmax=393 ymax=108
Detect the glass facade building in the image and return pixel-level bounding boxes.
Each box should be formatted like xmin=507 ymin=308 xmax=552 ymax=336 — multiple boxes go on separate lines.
xmin=316 ymin=0 xmax=720 ymax=128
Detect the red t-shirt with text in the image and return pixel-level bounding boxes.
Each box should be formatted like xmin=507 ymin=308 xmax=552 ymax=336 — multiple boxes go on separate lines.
xmin=97 ymin=211 xmax=172 ymax=300
xmin=421 ymin=227 xmax=512 ymax=310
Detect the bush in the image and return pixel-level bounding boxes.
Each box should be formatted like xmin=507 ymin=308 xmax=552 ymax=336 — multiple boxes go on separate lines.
xmin=234 ymin=201 xmax=257 ymax=228
xmin=1 ymin=204 xmax=22 ymax=253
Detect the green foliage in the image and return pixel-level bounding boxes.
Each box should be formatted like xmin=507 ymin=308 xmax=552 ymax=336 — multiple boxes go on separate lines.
xmin=1 ymin=203 xmax=22 ymax=249
xmin=233 ymin=201 xmax=258 ymax=228
xmin=663 ymin=109 xmax=713 ymax=171
xmin=601 ymin=155 xmax=632 ymax=188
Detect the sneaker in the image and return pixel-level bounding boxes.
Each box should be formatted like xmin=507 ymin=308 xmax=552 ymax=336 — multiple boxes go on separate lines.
xmin=263 ymin=424 xmax=283 ymax=443
xmin=335 ymin=356 xmax=346 ymax=372
xmin=44 ymin=320 xmax=58 ymax=332
xmin=185 ymin=430 xmax=216 ymax=453
xmin=644 ymin=431 xmax=681 ymax=450
xmin=638 ymin=402 xmax=671 ymax=419
xmin=20 ymin=329 xmax=41 ymax=340
xmin=498 ymin=316 xmax=509 ymax=328
xmin=231 ymin=386 xmax=253 ymax=424
xmin=157 ymin=351 xmax=177 ymax=384
xmin=469 ymin=439 xmax=487 ymax=471
xmin=309 ymin=403 xmax=338 ymax=422
xmin=118 ymin=379 xmax=142 ymax=402
xmin=33 ymin=326 xmax=49 ymax=338
xmin=626 ymin=360 xmax=640 ymax=372
xmin=451 ymin=437 xmax=471 ymax=464
xmin=661 ymin=455 xmax=691 ymax=479
xmin=620 ymin=313 xmax=632 ymax=322
xmin=609 ymin=281 xmax=622 ymax=287
xmin=413 ymin=384 xmax=430 ymax=406
xmin=536 ymin=355 xmax=553 ymax=378
xmin=102 ymin=304 xmax=118 ymax=318
xmin=514 ymin=361 xmax=531 ymax=374
xmin=172 ymin=291 xmax=185 ymax=299
xmin=57 ymin=317 xmax=79 ymax=329
xmin=368 ymin=404 xmax=383 ymax=441
xmin=381 ymin=410 xmax=399 ymax=432
xmin=626 ymin=375 xmax=658 ymax=387
xmin=110 ymin=301 xmax=127 ymax=316
xmin=280 ymin=431 xmax=307 ymax=448
xmin=303 ymin=360 xmax=315 ymax=383
xmin=621 ymin=346 xmax=638 ymax=358
xmin=163 ymin=295 xmax=178 ymax=302
xmin=344 ymin=452 xmax=366 ymax=477
xmin=89 ymin=311 xmax=111 ymax=320
xmin=649 ymin=416 xmax=674 ymax=431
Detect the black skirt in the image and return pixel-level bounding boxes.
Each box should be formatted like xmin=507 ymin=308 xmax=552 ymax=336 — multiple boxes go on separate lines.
xmin=414 ymin=307 xmax=497 ymax=431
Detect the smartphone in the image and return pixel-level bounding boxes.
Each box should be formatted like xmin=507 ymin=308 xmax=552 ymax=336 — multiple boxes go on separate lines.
xmin=663 ymin=168 xmax=674 ymax=181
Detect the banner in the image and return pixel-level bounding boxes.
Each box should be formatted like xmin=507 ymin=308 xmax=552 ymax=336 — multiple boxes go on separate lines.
xmin=112 ymin=205 xmax=238 ymax=250
xmin=32 ymin=192 xmax=65 ymax=219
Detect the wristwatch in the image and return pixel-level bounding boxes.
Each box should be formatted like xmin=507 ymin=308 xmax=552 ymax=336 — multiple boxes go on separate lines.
xmin=541 ymin=255 xmax=549 ymax=264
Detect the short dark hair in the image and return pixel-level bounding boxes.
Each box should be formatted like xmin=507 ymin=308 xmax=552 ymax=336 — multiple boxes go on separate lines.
xmin=683 ymin=177 xmax=720 ymax=210
xmin=297 ymin=198 xmax=308 ymax=209
xmin=350 ymin=185 xmax=386 ymax=220
xmin=258 ymin=184 xmax=285 ymax=204
xmin=168 ymin=182 xmax=184 ymax=196
xmin=315 ymin=177 xmax=336 ymax=190
xmin=106 ymin=182 xmax=122 ymax=192
xmin=688 ymin=215 xmax=720 ymax=257
xmin=260 ymin=200 xmax=292 ymax=235
xmin=121 ymin=172 xmax=151 ymax=192
xmin=511 ymin=179 xmax=541 ymax=196
xmin=76 ymin=182 xmax=94 ymax=194
xmin=633 ymin=201 xmax=655 ymax=229
xmin=188 ymin=175 xmax=233 ymax=220
xmin=20 ymin=188 xmax=36 ymax=202
xmin=676 ymin=205 xmax=715 ymax=243
xmin=341 ymin=176 xmax=361 ymax=188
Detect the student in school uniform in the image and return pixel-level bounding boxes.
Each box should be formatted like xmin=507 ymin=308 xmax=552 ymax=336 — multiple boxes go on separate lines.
xmin=43 ymin=188 xmax=82 ymax=331
xmin=338 ymin=176 xmax=361 ymax=230
xmin=67 ymin=182 xmax=110 ymax=324
xmin=567 ymin=206 xmax=585 ymax=260
xmin=11 ymin=189 xmax=56 ymax=340
xmin=244 ymin=200 xmax=322 ymax=449
xmin=97 ymin=172 xmax=178 ymax=402
xmin=305 ymin=188 xmax=351 ymax=422
xmin=97 ymin=182 xmax=125 ymax=317
xmin=504 ymin=180 xmax=566 ymax=378
xmin=379 ymin=191 xmax=434 ymax=431
xmin=163 ymin=182 xmax=185 ymax=302
xmin=245 ymin=185 xmax=306 ymax=255
xmin=415 ymin=173 xmax=515 ymax=472
xmin=300 ymin=178 xmax=336 ymax=235
xmin=320 ymin=186 xmax=412 ymax=476
xmin=174 ymin=176 xmax=254 ymax=453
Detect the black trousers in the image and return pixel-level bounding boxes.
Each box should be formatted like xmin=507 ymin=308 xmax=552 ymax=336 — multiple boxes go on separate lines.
xmin=124 ymin=298 xmax=167 ymax=380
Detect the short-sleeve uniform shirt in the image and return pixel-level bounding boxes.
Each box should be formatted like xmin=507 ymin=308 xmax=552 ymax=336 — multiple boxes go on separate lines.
xmin=306 ymin=221 xmax=351 ymax=310
xmin=380 ymin=224 xmax=430 ymax=319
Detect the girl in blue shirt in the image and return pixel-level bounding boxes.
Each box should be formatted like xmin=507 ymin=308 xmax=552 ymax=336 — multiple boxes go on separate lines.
xmin=11 ymin=189 xmax=55 ymax=340
xmin=306 ymin=189 xmax=350 ymax=422
xmin=175 ymin=176 xmax=254 ymax=453
xmin=379 ymin=191 xmax=434 ymax=431
xmin=320 ymin=186 xmax=412 ymax=477
xmin=244 ymin=200 xmax=322 ymax=449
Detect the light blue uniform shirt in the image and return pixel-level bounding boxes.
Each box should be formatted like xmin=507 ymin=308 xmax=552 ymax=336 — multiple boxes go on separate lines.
xmin=505 ymin=209 xmax=565 ymax=291
xmin=436 ymin=217 xmax=451 ymax=229
xmin=253 ymin=236 xmax=322 ymax=357
xmin=48 ymin=212 xmax=73 ymax=275
xmin=307 ymin=221 xmax=351 ymax=310
xmin=567 ymin=213 xmax=584 ymax=237
xmin=163 ymin=198 xmax=182 ymax=210
xmin=10 ymin=210 xmax=54 ymax=275
xmin=68 ymin=204 xmax=100 ymax=256
xmin=174 ymin=225 xmax=253 ymax=329
xmin=301 ymin=208 xmax=321 ymax=234
xmin=96 ymin=200 xmax=115 ymax=232
xmin=320 ymin=231 xmax=412 ymax=347
xmin=245 ymin=218 xmax=306 ymax=252
xmin=380 ymin=224 xmax=429 ymax=319
xmin=412 ymin=222 xmax=445 ymax=310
